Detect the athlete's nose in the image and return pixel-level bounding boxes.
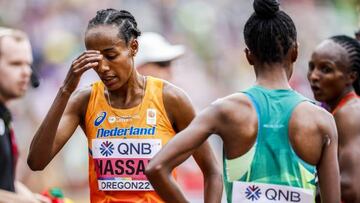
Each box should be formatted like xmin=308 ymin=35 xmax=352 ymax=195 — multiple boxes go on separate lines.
xmin=97 ymin=59 xmax=110 ymax=74
xmin=308 ymin=67 xmax=320 ymax=83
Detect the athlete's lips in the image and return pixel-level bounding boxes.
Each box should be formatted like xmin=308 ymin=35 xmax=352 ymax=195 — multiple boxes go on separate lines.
xmin=310 ymin=85 xmax=323 ymax=98
xmin=101 ymin=75 xmax=118 ymax=86
xmin=310 ymin=85 xmax=321 ymax=93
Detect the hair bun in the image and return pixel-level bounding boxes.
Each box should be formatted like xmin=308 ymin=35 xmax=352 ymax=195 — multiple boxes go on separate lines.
xmin=253 ymin=0 xmax=280 ymax=18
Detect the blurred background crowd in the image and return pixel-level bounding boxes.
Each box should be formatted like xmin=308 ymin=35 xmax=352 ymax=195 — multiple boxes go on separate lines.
xmin=0 ymin=0 xmax=359 ymax=202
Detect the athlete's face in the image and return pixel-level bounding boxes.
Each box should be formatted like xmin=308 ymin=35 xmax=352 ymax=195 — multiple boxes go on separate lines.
xmin=0 ymin=37 xmax=32 ymax=102
xmin=307 ymin=40 xmax=354 ymax=104
xmin=85 ymin=25 xmax=138 ymax=91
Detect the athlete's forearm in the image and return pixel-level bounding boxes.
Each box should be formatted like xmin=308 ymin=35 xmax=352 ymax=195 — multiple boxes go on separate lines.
xmin=146 ymin=166 xmax=189 ymax=203
xmin=27 ymin=87 xmax=71 ymax=170
xmin=204 ymin=172 xmax=223 ymax=203
xmin=191 ymin=141 xmax=223 ymax=203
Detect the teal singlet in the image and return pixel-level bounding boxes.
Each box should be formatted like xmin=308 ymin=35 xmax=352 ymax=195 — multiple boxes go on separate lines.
xmin=223 ymin=85 xmax=316 ymax=203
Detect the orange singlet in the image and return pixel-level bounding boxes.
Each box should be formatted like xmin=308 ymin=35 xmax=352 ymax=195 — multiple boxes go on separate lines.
xmin=332 ymin=91 xmax=360 ymax=115
xmin=85 ymin=76 xmax=176 ymax=203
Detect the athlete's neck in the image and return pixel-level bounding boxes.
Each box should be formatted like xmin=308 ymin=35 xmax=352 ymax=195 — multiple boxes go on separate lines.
xmin=327 ymin=87 xmax=355 ymax=112
xmin=107 ymin=71 xmax=146 ymax=109
xmin=254 ymin=63 xmax=292 ymax=90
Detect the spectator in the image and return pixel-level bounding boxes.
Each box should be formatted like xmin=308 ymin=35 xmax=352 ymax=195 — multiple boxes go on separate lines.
xmin=135 ymin=32 xmax=185 ymax=81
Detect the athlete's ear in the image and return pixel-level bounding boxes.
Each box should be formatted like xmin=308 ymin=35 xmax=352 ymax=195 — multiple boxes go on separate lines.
xmin=347 ymin=70 xmax=358 ymax=86
xmin=245 ymin=48 xmax=254 ymax=65
xmin=129 ymin=39 xmax=138 ymax=57
xmin=290 ymin=42 xmax=298 ymax=63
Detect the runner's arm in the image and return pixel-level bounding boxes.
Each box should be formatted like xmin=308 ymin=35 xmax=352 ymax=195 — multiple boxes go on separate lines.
xmin=334 ymin=108 xmax=360 ymax=202
xmin=27 ymin=87 xmax=88 ymax=171
xmin=146 ymin=83 xmax=222 ymax=203
xmin=27 ymin=51 xmax=101 ymax=170
xmin=317 ymin=111 xmax=341 ymax=203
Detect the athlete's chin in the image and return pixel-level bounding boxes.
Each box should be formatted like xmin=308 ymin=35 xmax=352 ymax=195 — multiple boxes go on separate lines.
xmin=105 ymin=83 xmax=122 ymax=91
xmin=102 ymin=80 xmax=121 ymax=91
xmin=312 ymin=92 xmax=326 ymax=102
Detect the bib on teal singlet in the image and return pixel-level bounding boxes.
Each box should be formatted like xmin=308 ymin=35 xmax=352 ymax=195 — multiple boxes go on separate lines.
xmin=223 ymin=85 xmax=316 ymax=203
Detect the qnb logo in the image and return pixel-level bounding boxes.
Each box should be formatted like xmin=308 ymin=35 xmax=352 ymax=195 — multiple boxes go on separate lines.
xmin=265 ymin=188 xmax=301 ymax=202
xmin=245 ymin=185 xmax=261 ymax=201
xmin=100 ymin=141 xmax=114 ymax=157
xmin=94 ymin=112 xmax=107 ymax=126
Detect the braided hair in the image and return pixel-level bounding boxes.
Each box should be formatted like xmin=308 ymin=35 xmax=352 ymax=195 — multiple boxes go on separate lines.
xmin=88 ymin=8 xmax=141 ymax=45
xmin=330 ymin=35 xmax=360 ymax=95
xmin=244 ymin=0 xmax=297 ymax=64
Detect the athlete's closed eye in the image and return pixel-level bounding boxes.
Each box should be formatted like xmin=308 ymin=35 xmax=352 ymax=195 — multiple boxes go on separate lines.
xmin=105 ymin=53 xmax=118 ymax=61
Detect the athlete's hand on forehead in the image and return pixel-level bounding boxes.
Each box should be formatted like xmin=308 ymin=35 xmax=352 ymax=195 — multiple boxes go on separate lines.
xmin=62 ymin=50 xmax=103 ymax=94
xmin=76 ymin=50 xmax=101 ymax=58
xmin=72 ymin=50 xmax=103 ymax=71
xmin=74 ymin=50 xmax=103 ymax=65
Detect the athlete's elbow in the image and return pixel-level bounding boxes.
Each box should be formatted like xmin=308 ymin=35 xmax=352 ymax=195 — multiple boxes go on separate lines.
xmin=27 ymin=155 xmax=46 ymax=171
xmin=145 ymin=161 xmax=166 ymax=180
xmin=204 ymin=168 xmax=223 ymax=189
xmin=201 ymin=162 xmax=223 ymax=180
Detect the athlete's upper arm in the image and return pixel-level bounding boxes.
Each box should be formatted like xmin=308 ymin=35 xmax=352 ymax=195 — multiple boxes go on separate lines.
xmin=333 ymin=106 xmax=360 ymax=201
xmin=316 ymin=108 xmax=340 ymax=203
xmin=162 ymin=82 xmax=195 ymax=132
xmin=50 ymin=87 xmax=90 ymax=156
xmin=334 ymin=106 xmax=360 ymax=147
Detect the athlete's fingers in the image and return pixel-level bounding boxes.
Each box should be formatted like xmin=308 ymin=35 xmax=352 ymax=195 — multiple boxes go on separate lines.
xmin=74 ymin=62 xmax=99 ymax=75
xmin=75 ymin=50 xmax=100 ymax=60
xmin=72 ymin=53 xmax=102 ymax=67
xmin=76 ymin=53 xmax=101 ymax=62
xmin=73 ymin=55 xmax=103 ymax=70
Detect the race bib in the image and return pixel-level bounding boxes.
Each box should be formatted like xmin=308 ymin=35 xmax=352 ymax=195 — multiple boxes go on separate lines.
xmin=232 ymin=181 xmax=314 ymax=203
xmin=92 ymin=139 xmax=162 ymax=191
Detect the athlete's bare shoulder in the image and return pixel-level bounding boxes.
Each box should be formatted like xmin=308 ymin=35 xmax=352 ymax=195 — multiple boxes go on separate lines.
xmin=211 ymin=92 xmax=254 ymax=118
xmin=161 ymin=80 xmax=193 ymax=112
xmin=293 ymin=101 xmax=334 ymax=132
xmin=162 ymin=80 xmax=189 ymax=104
xmin=289 ymin=101 xmax=337 ymax=165
xmin=208 ymin=92 xmax=257 ymax=134
xmin=67 ymin=85 xmax=92 ymax=118
xmin=333 ymin=98 xmax=360 ymax=147
xmin=207 ymin=92 xmax=258 ymax=158
xmin=333 ymin=98 xmax=360 ymax=128
xmin=161 ymin=80 xmax=195 ymax=131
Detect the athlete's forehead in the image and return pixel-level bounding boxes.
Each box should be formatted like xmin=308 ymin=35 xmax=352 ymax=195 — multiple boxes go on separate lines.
xmin=312 ymin=40 xmax=350 ymax=69
xmin=85 ymin=25 xmax=127 ymax=51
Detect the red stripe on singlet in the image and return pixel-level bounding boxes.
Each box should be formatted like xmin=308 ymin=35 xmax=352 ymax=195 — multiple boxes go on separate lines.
xmin=332 ymin=91 xmax=360 ymax=115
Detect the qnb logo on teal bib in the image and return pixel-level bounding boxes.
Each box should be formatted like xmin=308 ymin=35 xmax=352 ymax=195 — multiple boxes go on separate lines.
xmin=245 ymin=185 xmax=261 ymax=201
xmin=232 ymin=181 xmax=314 ymax=203
xmin=95 ymin=111 xmax=107 ymax=126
